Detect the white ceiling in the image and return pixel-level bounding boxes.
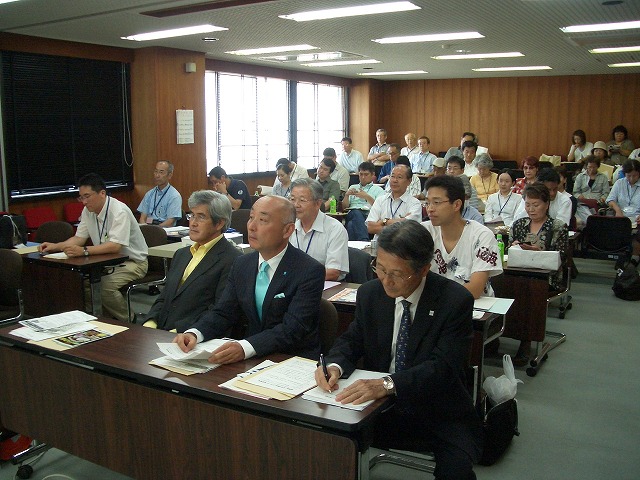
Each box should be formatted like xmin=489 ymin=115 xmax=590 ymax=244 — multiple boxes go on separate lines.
xmin=2 ymin=0 xmax=640 ymax=80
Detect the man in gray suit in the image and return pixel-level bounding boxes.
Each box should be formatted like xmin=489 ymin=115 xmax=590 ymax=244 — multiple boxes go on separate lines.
xmin=143 ymin=190 xmax=242 ymax=332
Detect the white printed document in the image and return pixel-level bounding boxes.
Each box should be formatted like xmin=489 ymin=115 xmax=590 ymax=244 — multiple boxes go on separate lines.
xmin=302 ymin=369 xmax=387 ymax=411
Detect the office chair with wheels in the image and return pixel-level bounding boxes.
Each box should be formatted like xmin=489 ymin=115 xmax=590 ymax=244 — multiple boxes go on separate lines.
xmin=0 ymin=249 xmax=24 ymax=326
xmin=119 ymin=225 xmax=168 ymax=322
xmin=318 ymin=299 xmax=339 ymax=353
xmin=34 ymin=221 xmax=74 ymax=244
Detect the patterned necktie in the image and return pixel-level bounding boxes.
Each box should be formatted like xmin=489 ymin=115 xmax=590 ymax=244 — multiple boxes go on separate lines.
xmin=395 ymin=300 xmax=412 ymax=372
xmin=254 ymin=261 xmax=270 ymax=321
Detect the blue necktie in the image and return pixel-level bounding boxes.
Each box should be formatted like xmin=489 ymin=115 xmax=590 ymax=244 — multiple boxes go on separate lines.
xmin=395 ymin=300 xmax=412 ymax=372
xmin=255 ymin=261 xmax=270 ymax=321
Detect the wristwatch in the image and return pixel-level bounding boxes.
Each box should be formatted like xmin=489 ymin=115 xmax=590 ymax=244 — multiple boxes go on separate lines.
xmin=83 ymin=247 xmax=89 ymax=257
xmin=382 ymin=375 xmax=396 ymax=395
xmin=382 ymin=218 xmax=389 ymax=227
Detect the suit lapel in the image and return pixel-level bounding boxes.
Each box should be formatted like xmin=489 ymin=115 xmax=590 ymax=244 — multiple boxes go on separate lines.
xmin=377 ymin=293 xmax=396 ymax=369
xmin=176 ymin=241 xmax=223 ymax=294
xmin=260 ymin=248 xmax=293 ymax=319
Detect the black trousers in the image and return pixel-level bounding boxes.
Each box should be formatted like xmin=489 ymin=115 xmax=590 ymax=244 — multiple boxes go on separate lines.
xmin=372 ymin=407 xmax=482 ymax=480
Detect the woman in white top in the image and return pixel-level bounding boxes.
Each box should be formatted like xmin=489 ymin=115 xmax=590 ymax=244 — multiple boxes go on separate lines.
xmin=567 ymin=129 xmax=593 ymax=163
xmin=484 ymin=169 xmax=522 ymax=225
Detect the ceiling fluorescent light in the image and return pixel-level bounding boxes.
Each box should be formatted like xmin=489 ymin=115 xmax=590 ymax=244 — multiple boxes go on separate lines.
xmin=560 ymin=20 xmax=640 ymax=33
xmin=358 ymin=70 xmax=427 ymax=76
xmin=280 ymin=1 xmax=420 ymax=22
xmin=122 ymin=24 xmax=227 ymax=41
xmin=373 ymin=31 xmax=484 ymax=44
xmin=304 ymin=59 xmax=381 ymax=67
xmin=226 ymin=44 xmax=318 ymax=55
xmin=473 ymin=66 xmax=552 ymax=72
xmin=590 ymin=45 xmax=640 ymax=54
xmin=433 ymin=52 xmax=524 ymax=60
xmin=609 ymin=62 xmax=640 ymax=67
xmin=0 ymin=0 xmax=23 ymax=4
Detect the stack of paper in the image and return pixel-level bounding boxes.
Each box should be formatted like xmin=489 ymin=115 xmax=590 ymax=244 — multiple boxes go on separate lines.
xmin=302 ymin=369 xmax=387 ymax=411
xmin=221 ymin=357 xmax=318 ymax=400
xmin=149 ymin=338 xmax=228 ymax=375
xmin=328 ymin=288 xmax=357 ymax=303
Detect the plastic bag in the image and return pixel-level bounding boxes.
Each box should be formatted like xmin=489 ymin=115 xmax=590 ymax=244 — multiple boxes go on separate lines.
xmin=483 ymin=354 xmax=523 ymax=404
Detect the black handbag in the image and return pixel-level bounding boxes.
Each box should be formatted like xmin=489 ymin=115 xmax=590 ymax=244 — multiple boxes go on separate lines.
xmin=479 ymin=397 xmax=520 ymax=466
xmin=612 ymin=262 xmax=640 ymax=301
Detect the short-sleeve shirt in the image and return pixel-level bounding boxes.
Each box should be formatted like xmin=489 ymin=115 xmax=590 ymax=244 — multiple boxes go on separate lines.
xmin=512 ymin=191 xmax=573 ymax=226
xmin=606 ymin=177 xmax=640 ymax=219
xmin=228 ymin=178 xmax=252 ymax=209
xmin=290 ymin=212 xmax=349 ymax=280
xmin=346 ymin=182 xmax=385 ymax=210
xmin=484 ymin=191 xmax=522 ymax=225
xmin=137 ymin=184 xmax=182 ymax=224
xmin=318 ymin=178 xmax=341 ymax=202
xmin=76 ymin=196 xmax=148 ymax=262
xmin=338 ymin=150 xmax=364 ymax=173
xmin=410 ymin=151 xmax=437 ymax=173
xmin=330 ymin=163 xmax=350 ymax=192
xmin=422 ymin=220 xmax=502 ymax=296
xmin=569 ymin=142 xmax=593 ymax=162
xmin=366 ymin=191 xmax=423 ymax=240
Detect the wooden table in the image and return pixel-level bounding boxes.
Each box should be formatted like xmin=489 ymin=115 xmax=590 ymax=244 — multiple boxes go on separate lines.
xmin=0 ymin=321 xmax=388 ymax=480
xmin=21 ymin=252 xmax=129 ymax=317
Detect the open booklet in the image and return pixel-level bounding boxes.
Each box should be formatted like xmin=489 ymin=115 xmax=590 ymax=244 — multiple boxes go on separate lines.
xmin=302 ymin=369 xmax=387 ymax=411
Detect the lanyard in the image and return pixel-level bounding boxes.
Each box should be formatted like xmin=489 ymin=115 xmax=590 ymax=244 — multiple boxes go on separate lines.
xmin=389 ymin=197 xmax=403 ymax=218
xmin=498 ymin=192 xmax=513 ymax=215
xmin=152 ymin=185 xmax=170 ymax=215
xmin=295 ymin=229 xmax=316 ymax=254
xmin=626 ymin=182 xmax=639 ymax=202
xmin=96 ymin=197 xmax=111 ymax=244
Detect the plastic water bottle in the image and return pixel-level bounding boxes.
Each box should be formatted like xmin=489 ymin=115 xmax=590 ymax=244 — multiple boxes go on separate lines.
xmin=496 ymin=234 xmax=505 ymax=264
xmin=329 ymin=196 xmax=337 ymax=214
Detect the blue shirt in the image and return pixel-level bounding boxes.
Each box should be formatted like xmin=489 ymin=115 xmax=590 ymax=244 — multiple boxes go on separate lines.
xmin=606 ymin=177 xmax=640 ymax=218
xmin=137 ymin=184 xmax=182 ymax=225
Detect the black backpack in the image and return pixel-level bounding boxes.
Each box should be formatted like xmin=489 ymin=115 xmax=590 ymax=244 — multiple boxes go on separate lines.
xmin=612 ymin=262 xmax=640 ymax=301
xmin=0 ymin=214 xmax=27 ymax=249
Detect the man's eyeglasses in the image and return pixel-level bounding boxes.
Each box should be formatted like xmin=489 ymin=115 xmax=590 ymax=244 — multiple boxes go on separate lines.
xmin=371 ymin=262 xmax=415 ymax=283
xmin=186 ymin=213 xmax=210 ymax=222
xmin=424 ymin=199 xmax=450 ymax=209
xmin=77 ymin=192 xmax=96 ymax=202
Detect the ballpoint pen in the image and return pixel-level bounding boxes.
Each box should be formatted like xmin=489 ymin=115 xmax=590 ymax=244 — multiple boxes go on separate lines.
xmin=319 ymin=353 xmax=330 ymax=382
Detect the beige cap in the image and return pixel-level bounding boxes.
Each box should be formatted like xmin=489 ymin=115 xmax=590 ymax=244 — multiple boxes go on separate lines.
xmin=592 ymin=141 xmax=607 ymax=152
xmin=433 ymin=157 xmax=445 ymax=168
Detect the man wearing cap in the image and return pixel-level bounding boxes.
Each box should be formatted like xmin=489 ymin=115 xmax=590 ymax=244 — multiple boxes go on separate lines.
xmin=323 ymin=147 xmax=349 ymax=194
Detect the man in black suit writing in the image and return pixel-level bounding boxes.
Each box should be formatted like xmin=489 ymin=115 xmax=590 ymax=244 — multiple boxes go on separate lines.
xmin=175 ymin=195 xmax=325 ymax=364
xmin=143 ymin=190 xmax=242 ymax=332
xmin=315 ymin=221 xmax=483 ymax=480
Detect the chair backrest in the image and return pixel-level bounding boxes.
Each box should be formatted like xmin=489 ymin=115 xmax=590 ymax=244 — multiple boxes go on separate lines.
xmin=598 ymin=163 xmax=614 ymax=182
xmin=63 ymin=202 xmax=84 ymax=224
xmin=583 ymin=215 xmax=632 ymax=254
xmin=345 ymin=247 xmax=373 ymax=284
xmin=22 ymin=206 xmax=57 ymax=229
xmin=139 ymin=224 xmax=168 ymax=273
xmin=0 ymin=249 xmax=22 ymax=308
xmin=319 ymin=298 xmax=339 ymax=353
xmin=229 ymin=208 xmax=251 ymax=243
xmin=34 ymin=221 xmax=74 ymax=243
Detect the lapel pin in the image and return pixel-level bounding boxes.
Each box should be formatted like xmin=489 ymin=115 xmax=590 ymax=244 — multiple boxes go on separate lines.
xmin=429 ymin=310 xmax=435 ymax=316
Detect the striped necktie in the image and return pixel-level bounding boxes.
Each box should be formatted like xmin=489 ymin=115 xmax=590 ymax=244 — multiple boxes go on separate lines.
xmin=395 ymin=300 xmax=412 ymax=372
xmin=255 ymin=261 xmax=270 ymax=321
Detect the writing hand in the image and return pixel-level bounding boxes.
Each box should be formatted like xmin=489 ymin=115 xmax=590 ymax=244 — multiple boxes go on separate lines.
xmin=335 ymin=378 xmax=387 ymax=405
xmin=208 ymin=341 xmax=244 ymax=364
xmin=314 ymin=365 xmax=340 ymax=393
xmin=173 ymin=332 xmax=197 ymax=353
